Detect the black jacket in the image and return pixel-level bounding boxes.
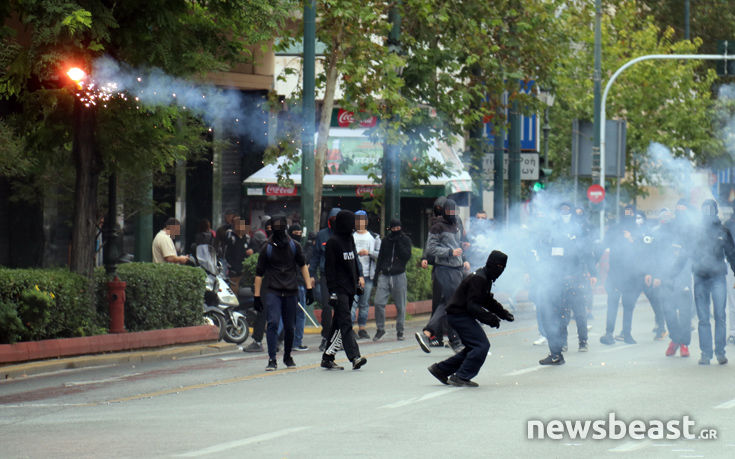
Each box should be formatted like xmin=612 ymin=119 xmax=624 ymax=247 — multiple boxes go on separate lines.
xmin=255 ymin=237 xmax=306 ymax=295
xmin=376 ymin=230 xmax=412 ymax=275
xmin=446 ymin=267 xmax=507 ymax=317
xmin=325 ymin=211 xmax=361 ymax=297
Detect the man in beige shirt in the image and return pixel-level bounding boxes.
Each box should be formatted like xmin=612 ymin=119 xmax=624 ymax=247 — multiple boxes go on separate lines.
xmin=152 ymin=218 xmax=188 ymax=264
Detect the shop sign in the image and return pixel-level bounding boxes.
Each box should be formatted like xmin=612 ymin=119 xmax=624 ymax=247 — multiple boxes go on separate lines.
xmin=265 ymin=184 xmax=297 ymax=196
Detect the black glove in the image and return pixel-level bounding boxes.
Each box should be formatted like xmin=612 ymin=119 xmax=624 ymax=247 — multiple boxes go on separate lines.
xmin=356 ymin=286 xmax=365 ymax=296
xmin=497 ymin=307 xmax=515 ymax=322
xmin=253 ymin=296 xmax=263 ymax=312
xmin=328 ymin=293 xmax=339 ymax=308
xmin=306 ymin=288 xmax=315 ymax=305
xmin=479 ymin=311 xmax=501 ymax=328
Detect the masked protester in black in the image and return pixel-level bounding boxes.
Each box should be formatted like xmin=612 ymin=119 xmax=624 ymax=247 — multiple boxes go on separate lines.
xmin=253 ymin=215 xmax=314 ymax=371
xmin=599 ymin=205 xmax=646 ymax=345
xmin=310 ymin=207 xmax=341 ymax=350
xmin=670 ymin=199 xmax=735 ymax=365
xmin=635 ymin=212 xmax=668 ymax=340
xmin=417 ymin=198 xmax=469 ymax=354
xmin=321 ymin=210 xmax=367 ymax=370
xmin=427 ymin=251 xmax=513 ymax=387
xmin=537 ymin=203 xmax=598 ymax=365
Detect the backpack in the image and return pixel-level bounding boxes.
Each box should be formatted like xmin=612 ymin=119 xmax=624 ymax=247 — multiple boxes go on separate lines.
xmin=266 ymin=238 xmax=297 ymax=260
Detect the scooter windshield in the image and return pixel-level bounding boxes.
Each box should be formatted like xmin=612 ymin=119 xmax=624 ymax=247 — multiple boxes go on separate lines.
xmin=196 ymin=244 xmax=218 ymax=275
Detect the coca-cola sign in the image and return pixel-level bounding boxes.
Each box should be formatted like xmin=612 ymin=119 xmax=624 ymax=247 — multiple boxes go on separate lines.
xmin=337 ymin=109 xmax=377 ymax=128
xmin=265 ymin=184 xmax=297 ymax=196
xmin=355 ymin=185 xmax=378 ymax=197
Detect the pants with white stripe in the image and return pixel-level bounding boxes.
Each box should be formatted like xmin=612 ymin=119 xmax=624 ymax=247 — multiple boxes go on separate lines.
xmin=322 ymin=292 xmax=361 ymax=362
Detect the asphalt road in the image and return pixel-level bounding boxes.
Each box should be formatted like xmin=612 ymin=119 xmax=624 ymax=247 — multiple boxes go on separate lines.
xmin=1 ymin=298 xmax=734 ymax=458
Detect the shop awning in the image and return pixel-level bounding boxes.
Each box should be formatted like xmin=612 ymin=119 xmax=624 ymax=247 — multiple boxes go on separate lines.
xmin=243 ymin=128 xmax=472 ymax=197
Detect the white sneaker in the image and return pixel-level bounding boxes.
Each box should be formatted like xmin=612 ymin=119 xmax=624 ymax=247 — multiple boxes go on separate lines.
xmin=533 ymin=336 xmax=547 ymax=346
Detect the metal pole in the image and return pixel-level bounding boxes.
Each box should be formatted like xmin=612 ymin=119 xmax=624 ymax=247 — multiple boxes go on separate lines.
xmin=684 ymin=0 xmax=690 ymax=40
xmin=301 ymin=0 xmax=316 ymax=235
xmin=508 ymin=99 xmax=521 ymax=225
xmin=593 ymin=0 xmax=602 ymax=233
xmin=103 ymin=172 xmax=119 ymax=275
xmin=599 ymin=53 xmax=735 ymax=239
xmin=384 ymin=2 xmax=402 ymax=223
xmin=133 ymin=171 xmax=153 ymax=262
xmin=493 ymin=105 xmax=505 ymax=224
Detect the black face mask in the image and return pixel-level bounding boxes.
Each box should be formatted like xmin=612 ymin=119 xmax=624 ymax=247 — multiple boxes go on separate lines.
xmin=484 ymin=250 xmax=508 ymax=282
xmin=443 ymin=199 xmax=458 ymax=225
xmin=271 ymin=217 xmax=289 ymax=243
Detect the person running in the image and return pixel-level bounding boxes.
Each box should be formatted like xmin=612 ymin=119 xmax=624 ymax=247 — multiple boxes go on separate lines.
xmin=427 ymin=251 xmax=514 ymax=387
xmin=321 ymin=210 xmax=367 ymax=371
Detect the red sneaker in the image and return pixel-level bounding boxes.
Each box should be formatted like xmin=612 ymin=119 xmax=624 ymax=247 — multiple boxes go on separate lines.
xmin=665 ymin=341 xmax=679 ymax=357
xmin=680 ymin=345 xmax=690 ymax=357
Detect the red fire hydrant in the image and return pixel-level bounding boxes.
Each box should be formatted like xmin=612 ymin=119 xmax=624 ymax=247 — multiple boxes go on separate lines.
xmin=107 ymin=276 xmax=127 ymax=333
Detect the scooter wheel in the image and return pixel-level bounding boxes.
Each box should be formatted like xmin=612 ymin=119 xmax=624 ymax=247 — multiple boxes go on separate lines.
xmin=224 ymin=312 xmax=249 ymax=344
xmin=204 ymin=312 xmax=225 ymax=341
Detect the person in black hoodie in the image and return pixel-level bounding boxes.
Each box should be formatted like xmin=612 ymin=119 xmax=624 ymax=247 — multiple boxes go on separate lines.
xmin=427 ymin=250 xmax=514 ymax=387
xmin=254 ymin=215 xmax=314 ymax=371
xmin=373 ymin=218 xmax=412 ymax=341
xmin=321 ymin=210 xmax=367 ymax=370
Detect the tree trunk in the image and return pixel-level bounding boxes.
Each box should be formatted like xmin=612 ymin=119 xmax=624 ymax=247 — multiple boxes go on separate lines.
xmin=313 ymin=57 xmax=339 ymax=232
xmin=69 ymin=99 xmax=101 ymax=278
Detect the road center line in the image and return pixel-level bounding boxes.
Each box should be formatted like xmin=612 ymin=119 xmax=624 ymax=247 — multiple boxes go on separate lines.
xmin=608 ymin=440 xmax=651 ymax=452
xmin=379 ymin=388 xmax=460 ymax=409
xmin=174 ymin=426 xmax=310 ymax=457
xmin=503 ymin=366 xmax=543 ymax=377
xmin=64 ymin=373 xmax=142 ymax=387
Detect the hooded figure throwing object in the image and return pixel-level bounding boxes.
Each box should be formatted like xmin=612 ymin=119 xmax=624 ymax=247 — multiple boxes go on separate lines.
xmin=321 ymin=210 xmax=367 ymax=370
xmin=427 ymin=251 xmax=514 ymax=387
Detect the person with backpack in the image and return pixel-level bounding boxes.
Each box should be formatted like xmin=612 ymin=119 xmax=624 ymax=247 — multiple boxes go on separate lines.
xmin=254 ymin=215 xmax=314 ymax=371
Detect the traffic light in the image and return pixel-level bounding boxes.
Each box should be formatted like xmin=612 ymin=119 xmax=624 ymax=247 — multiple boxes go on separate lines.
xmin=532 ymin=167 xmax=552 ymax=192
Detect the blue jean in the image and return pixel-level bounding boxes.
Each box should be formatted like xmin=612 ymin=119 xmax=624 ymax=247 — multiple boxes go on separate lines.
xmin=264 ymin=293 xmax=297 ymax=360
xmin=294 ymin=285 xmax=307 ymax=347
xmin=435 ymin=313 xmax=490 ymax=381
xmin=694 ymin=275 xmax=727 ymax=359
xmin=351 ymin=278 xmax=374 ymax=327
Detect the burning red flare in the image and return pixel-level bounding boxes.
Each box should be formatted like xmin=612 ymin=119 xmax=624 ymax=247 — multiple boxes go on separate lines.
xmin=66 ymin=67 xmax=87 ymax=85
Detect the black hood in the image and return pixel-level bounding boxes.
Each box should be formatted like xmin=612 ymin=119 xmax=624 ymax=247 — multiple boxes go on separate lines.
xmin=443 ymin=198 xmax=458 ymax=225
xmin=484 ymin=250 xmax=508 ymax=282
xmin=334 ymin=210 xmax=355 ymax=235
xmin=287 ymin=224 xmax=301 ymax=240
xmin=270 ymin=215 xmax=289 ymax=244
xmin=433 ymin=196 xmax=447 ymax=217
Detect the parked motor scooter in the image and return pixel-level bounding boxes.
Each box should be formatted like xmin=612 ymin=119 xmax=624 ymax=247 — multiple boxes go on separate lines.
xmin=190 ymin=245 xmax=249 ymax=344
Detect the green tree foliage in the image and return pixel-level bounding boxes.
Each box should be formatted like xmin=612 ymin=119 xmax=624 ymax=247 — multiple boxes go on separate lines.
xmin=550 ymin=0 xmax=719 ymax=201
xmin=0 ymin=1 xmax=294 ymax=276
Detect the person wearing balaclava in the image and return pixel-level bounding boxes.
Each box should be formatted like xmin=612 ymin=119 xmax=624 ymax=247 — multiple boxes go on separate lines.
xmin=670 ymin=199 xmax=735 ymax=365
xmin=373 ymin=218 xmax=412 ymax=341
xmin=426 ymin=250 xmax=514 ymax=387
xmin=253 ymin=215 xmax=314 ymax=371
xmin=321 ymin=210 xmax=367 ymax=370
xmin=725 ymin=210 xmax=735 ymax=346
xmin=287 ymin=223 xmax=309 ymax=352
xmin=599 ymin=204 xmax=646 ymax=346
xmin=535 ymin=202 xmax=598 ymax=365
xmin=635 ymin=212 xmax=668 ymax=341
xmin=416 ymin=198 xmax=470 ymax=354
xmin=309 ymin=207 xmax=341 ymax=351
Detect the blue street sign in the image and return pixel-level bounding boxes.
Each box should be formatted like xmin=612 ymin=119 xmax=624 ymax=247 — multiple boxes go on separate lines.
xmin=484 ymin=80 xmax=539 ymax=152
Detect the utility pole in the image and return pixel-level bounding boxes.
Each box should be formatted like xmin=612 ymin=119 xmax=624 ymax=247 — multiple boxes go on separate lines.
xmin=508 ymin=98 xmax=521 ymax=225
xmin=684 ymin=0 xmax=690 ymax=40
xmin=384 ymin=2 xmax=402 ymax=223
xmin=469 ymin=67 xmax=484 ymax=215
xmin=593 ymin=0 xmax=603 ymax=230
xmin=302 ymin=0 xmax=316 ymax=234
xmin=493 ymin=104 xmax=505 ymax=224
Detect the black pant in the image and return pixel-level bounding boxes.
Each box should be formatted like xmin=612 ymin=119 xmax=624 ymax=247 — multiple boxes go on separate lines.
xmin=435 ymin=313 xmax=490 ymax=380
xmin=559 ymin=278 xmax=589 ymax=347
xmin=425 ymin=265 xmax=463 ymax=341
xmin=643 ymin=285 xmax=666 ymax=333
xmin=322 ymin=293 xmax=360 ymax=362
xmin=252 ymin=308 xmax=266 ymax=343
xmin=605 ymin=280 xmax=643 ymax=336
xmin=318 ymin=274 xmax=333 ymax=340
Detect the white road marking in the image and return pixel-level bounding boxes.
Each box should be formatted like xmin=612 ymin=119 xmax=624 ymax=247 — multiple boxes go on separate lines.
xmin=64 ymin=373 xmax=141 ymax=387
xmin=608 ymin=440 xmax=651 ymax=452
xmin=0 ymin=403 xmax=91 ymax=408
xmin=714 ymin=398 xmax=735 ymax=409
xmin=503 ymin=366 xmax=543 ymax=377
xmin=379 ymin=388 xmax=460 ymax=409
xmin=175 ymin=426 xmax=310 ymax=457
xmin=600 ymin=344 xmax=636 ymax=353
xmin=218 ymin=356 xmax=247 ymax=361
xmin=672 ymin=449 xmax=695 ymax=452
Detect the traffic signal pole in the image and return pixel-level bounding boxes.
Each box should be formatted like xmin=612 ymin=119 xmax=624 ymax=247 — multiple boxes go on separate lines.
xmin=384 ymin=3 xmax=402 ymax=224
xmin=302 ymin=0 xmax=316 ymax=235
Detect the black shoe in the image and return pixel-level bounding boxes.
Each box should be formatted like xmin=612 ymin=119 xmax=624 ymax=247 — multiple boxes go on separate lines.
xmin=450 ymin=341 xmax=465 ymax=354
xmin=579 ymin=341 xmax=589 ymax=352
xmin=321 ymin=359 xmax=344 ymax=370
xmin=373 ymin=329 xmax=386 ymax=342
xmin=266 ymin=359 xmax=277 ymax=371
xmin=244 ymin=341 xmax=264 ymax=352
xmin=357 ymin=329 xmax=370 ymax=340
xmin=623 ymin=335 xmax=637 ymax=345
xmin=428 ymin=364 xmax=449 ymax=385
xmin=430 ymin=337 xmax=444 ymax=347
xmin=539 ymin=354 xmax=565 ymax=366
xmin=319 ymin=338 xmax=327 ymax=352
xmin=292 ymin=345 xmax=309 ymax=351
xmin=717 ymin=354 xmax=728 ymax=365
xmin=600 ymin=334 xmax=615 ymax=345
xmin=283 ymin=356 xmax=296 ymax=368
xmin=415 ymin=332 xmax=431 ymax=353
xmin=699 ymin=356 xmax=711 ymax=365
xmin=448 ymin=374 xmax=479 ymax=387
xmin=397 ymin=332 xmax=404 ymax=341
xmin=352 ymin=356 xmax=367 ymax=370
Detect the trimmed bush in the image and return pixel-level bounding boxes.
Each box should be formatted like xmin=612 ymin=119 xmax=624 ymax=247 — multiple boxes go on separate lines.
xmin=241 ymin=253 xmax=259 ymax=290
xmin=94 ymin=263 xmax=206 ymax=332
xmin=0 ymin=268 xmax=104 ymax=343
xmin=406 ymin=247 xmax=432 ymax=302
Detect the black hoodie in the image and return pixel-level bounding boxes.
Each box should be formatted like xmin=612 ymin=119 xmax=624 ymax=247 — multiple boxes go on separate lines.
xmin=325 ymin=210 xmax=361 ymax=296
xmin=446 ymin=251 xmax=509 ymax=316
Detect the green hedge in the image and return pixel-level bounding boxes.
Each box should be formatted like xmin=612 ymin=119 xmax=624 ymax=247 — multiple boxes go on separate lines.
xmin=239 ymin=246 xmax=432 ymax=304
xmin=0 ymin=268 xmax=104 ymax=344
xmin=94 ymin=263 xmax=206 ymax=332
